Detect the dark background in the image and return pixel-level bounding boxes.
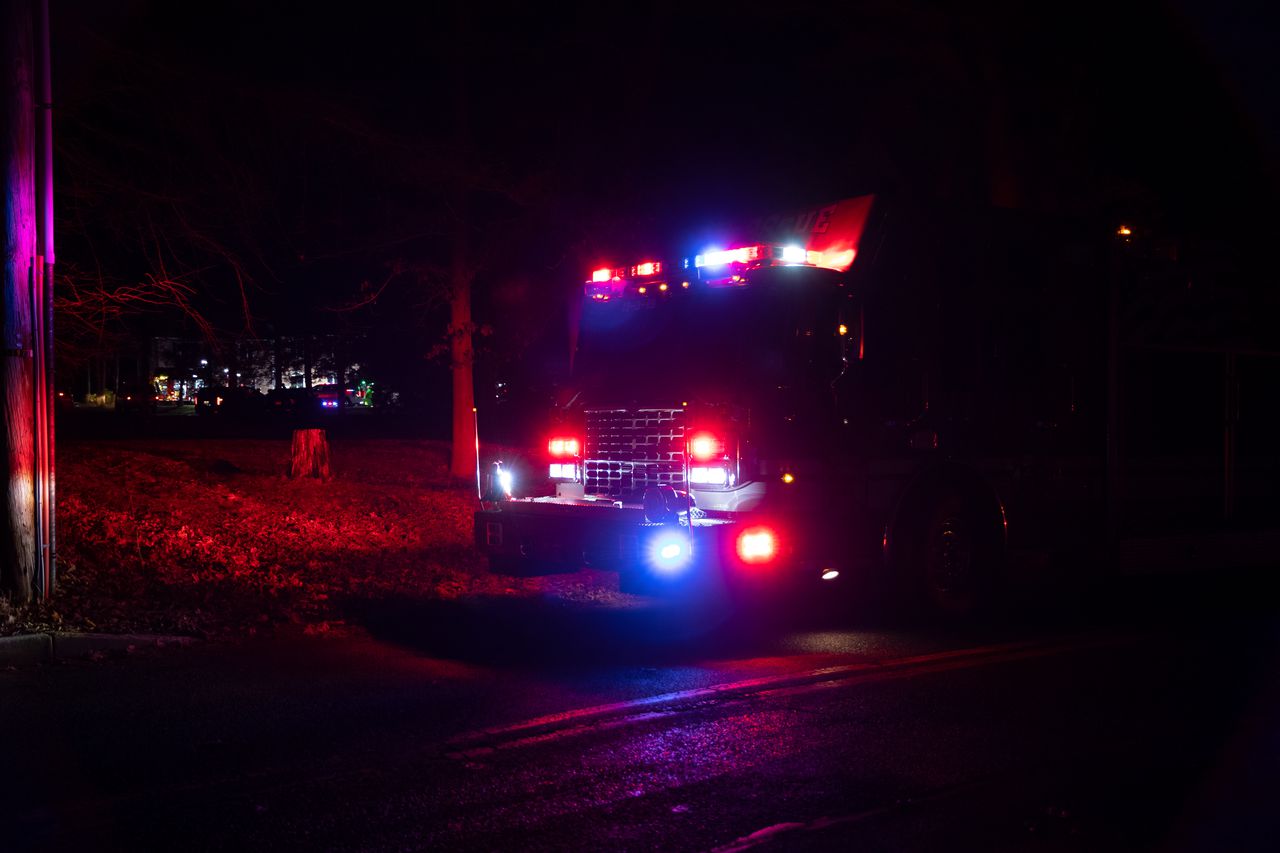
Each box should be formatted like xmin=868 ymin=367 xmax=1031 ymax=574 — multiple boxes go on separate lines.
xmin=50 ymin=0 xmax=1279 ymax=422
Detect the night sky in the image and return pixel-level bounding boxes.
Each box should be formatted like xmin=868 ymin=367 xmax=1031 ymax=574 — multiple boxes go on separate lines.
xmin=50 ymin=1 xmax=1277 ymax=394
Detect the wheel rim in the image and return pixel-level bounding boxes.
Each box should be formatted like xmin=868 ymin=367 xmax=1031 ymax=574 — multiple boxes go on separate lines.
xmin=927 ymin=514 xmax=973 ymax=598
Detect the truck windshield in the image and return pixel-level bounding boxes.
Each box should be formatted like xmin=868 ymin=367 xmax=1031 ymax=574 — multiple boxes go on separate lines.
xmin=574 ymin=266 xmax=846 ymax=405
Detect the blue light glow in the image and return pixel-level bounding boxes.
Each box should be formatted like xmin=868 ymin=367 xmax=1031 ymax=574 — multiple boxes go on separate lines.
xmin=648 ymin=529 xmax=692 ymax=574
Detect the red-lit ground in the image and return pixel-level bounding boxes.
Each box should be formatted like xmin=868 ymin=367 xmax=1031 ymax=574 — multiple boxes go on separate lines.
xmin=4 ymin=439 xmax=617 ymax=637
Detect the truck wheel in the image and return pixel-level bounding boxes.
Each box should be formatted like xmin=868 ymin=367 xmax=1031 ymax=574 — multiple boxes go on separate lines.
xmin=904 ymin=493 xmax=1001 ymax=619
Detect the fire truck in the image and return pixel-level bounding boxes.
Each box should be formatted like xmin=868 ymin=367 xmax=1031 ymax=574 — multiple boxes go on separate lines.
xmin=474 ymin=194 xmax=1280 ymax=615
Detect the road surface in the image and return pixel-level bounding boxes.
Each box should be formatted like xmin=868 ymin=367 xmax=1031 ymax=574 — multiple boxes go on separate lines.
xmin=2 ymin=582 xmax=1277 ymax=851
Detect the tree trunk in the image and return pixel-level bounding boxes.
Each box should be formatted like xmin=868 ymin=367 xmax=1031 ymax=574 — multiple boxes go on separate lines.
xmin=272 ymin=335 xmax=283 ymax=389
xmin=1 ymin=0 xmax=37 ymax=601
xmin=302 ymin=336 xmax=312 ymax=389
xmin=289 ymin=428 xmax=332 ymax=480
xmin=448 ymin=38 xmax=477 ymax=483
xmin=335 ymin=336 xmax=346 ymax=400
xmin=449 ymin=275 xmax=476 ymax=480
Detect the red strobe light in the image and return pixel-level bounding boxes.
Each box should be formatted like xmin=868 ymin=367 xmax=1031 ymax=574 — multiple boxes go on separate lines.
xmin=736 ymin=526 xmax=778 ymax=564
xmin=591 ymin=268 xmax=613 ymax=283
xmin=695 ymin=245 xmax=762 ymax=268
xmin=548 ymin=436 xmax=580 ymax=457
xmin=688 ymin=431 xmax=723 ymax=462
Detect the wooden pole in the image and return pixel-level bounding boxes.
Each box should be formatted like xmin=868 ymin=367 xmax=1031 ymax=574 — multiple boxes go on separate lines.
xmin=1 ymin=0 xmax=38 ymax=601
xmin=34 ymin=0 xmax=54 ymax=597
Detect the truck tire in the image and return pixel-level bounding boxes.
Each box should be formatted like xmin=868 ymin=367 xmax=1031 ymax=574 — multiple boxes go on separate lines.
xmin=900 ymin=491 xmax=1002 ymax=619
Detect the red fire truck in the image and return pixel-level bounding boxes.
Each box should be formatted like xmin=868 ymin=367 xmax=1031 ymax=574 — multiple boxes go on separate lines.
xmin=474 ymin=194 xmax=1280 ymax=615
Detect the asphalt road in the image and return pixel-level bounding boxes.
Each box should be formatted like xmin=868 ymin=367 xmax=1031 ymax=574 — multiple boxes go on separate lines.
xmin=3 ymin=581 xmax=1278 ymax=852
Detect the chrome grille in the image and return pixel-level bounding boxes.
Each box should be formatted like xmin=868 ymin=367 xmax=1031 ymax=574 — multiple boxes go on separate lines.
xmin=584 ymin=407 xmax=686 ymax=498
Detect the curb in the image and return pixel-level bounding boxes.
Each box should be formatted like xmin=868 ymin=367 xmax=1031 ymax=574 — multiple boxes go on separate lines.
xmin=0 ymin=632 xmax=197 ymax=667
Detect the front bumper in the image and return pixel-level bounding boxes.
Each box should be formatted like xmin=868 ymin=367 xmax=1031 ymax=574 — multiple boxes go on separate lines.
xmin=474 ymin=496 xmax=835 ymax=592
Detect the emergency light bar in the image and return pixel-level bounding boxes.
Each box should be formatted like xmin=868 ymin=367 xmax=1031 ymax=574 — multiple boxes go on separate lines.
xmin=695 ymin=246 xmax=760 ymax=268
xmin=584 ymin=258 xmax=668 ymax=299
xmin=690 ymin=243 xmax=852 ymax=272
xmin=584 ymin=196 xmax=873 ymax=296
xmin=584 ymin=228 xmax=861 ymax=298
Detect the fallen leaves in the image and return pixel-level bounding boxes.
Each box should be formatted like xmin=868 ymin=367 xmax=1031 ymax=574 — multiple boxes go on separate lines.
xmin=7 ymin=438 xmax=545 ymax=638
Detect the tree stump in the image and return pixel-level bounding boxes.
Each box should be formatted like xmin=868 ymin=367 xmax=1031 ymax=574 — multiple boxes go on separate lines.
xmin=290 ymin=428 xmax=332 ymax=480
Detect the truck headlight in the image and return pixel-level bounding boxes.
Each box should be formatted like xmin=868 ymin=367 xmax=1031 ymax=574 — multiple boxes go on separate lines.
xmin=689 ymin=465 xmax=729 ymax=486
xmin=548 ymin=462 xmax=579 ymax=481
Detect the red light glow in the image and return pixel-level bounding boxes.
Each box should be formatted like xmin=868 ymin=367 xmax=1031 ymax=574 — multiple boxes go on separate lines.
xmin=548 ymin=437 xmax=580 ymax=457
xmin=591 ymin=268 xmax=613 ymax=283
xmin=634 ymin=261 xmax=661 ymax=277
xmin=811 ymin=248 xmax=855 ymax=270
xmin=688 ymin=431 xmax=722 ymax=461
xmin=697 ymin=245 xmax=761 ymax=268
xmin=736 ymin=526 xmax=778 ymax=564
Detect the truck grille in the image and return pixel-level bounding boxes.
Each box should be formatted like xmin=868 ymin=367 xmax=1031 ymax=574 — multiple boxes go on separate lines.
xmin=584 ymin=407 xmax=686 ymax=499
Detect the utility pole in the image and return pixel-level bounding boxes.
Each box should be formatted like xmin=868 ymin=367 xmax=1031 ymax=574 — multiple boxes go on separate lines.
xmin=2 ymin=0 xmax=55 ymax=602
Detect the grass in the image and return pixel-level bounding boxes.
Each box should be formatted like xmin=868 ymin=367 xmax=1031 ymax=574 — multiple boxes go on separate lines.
xmin=3 ymin=438 xmax=590 ymax=638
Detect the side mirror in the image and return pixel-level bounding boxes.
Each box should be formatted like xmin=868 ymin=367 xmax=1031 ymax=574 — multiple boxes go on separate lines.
xmin=908 ymin=428 xmax=938 ymax=451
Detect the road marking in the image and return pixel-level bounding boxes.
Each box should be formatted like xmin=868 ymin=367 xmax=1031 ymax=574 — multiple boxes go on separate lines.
xmin=446 ymin=634 xmax=1123 ymax=759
